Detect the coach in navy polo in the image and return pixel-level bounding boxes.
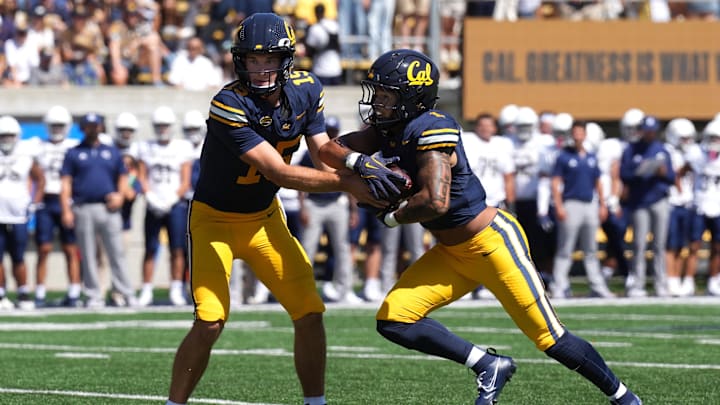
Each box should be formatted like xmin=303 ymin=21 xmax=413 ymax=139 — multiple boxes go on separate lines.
xmin=550 ymin=120 xmax=615 ymax=299
xmin=60 ymin=113 xmax=136 ymax=308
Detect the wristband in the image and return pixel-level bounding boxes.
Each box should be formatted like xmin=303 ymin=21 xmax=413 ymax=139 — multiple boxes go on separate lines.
xmin=345 ymin=152 xmax=362 ymax=170
xmin=383 ymin=211 xmax=400 ymax=227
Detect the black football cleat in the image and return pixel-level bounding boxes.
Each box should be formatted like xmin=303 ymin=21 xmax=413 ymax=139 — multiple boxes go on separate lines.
xmin=475 ymin=348 xmax=517 ymax=405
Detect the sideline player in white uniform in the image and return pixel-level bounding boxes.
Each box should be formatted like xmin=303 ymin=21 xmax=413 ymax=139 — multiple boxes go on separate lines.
xmin=594 ymin=113 xmax=633 ymax=280
xmin=692 ymin=120 xmax=720 ymax=296
xmin=462 ymin=112 xmax=516 ymax=211
xmin=33 ymin=106 xmax=82 ymax=307
xmin=462 ymin=112 xmax=516 ymax=299
xmin=136 ymin=106 xmax=194 ymax=306
xmin=0 ymin=115 xmax=45 ymax=310
xmin=512 ymin=106 xmax=556 ymax=281
xmin=112 ymin=112 xmax=143 ymax=239
xmin=664 ymin=118 xmax=701 ymax=296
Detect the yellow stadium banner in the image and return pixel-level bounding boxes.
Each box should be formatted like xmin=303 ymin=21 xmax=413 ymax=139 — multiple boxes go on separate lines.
xmin=462 ymin=20 xmax=720 ymax=121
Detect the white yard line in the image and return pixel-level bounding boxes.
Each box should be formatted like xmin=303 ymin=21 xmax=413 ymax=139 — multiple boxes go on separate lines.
xmin=0 ymin=341 xmax=718 ymax=370
xmin=0 ymin=387 xmax=282 ymax=405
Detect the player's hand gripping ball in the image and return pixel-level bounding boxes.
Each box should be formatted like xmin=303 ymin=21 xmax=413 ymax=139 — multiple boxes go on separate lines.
xmin=386 ymin=164 xmax=414 ymax=203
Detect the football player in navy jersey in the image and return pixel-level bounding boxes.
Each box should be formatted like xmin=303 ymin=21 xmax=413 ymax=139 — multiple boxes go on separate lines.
xmin=319 ymin=49 xmax=642 ymax=405
xmin=165 ymin=13 xmax=403 ymax=405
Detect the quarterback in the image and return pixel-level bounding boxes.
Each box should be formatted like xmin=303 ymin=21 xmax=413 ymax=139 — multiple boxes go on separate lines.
xmin=319 ymin=49 xmax=642 ymax=405
xmin=165 ymin=13 xmax=402 ymax=405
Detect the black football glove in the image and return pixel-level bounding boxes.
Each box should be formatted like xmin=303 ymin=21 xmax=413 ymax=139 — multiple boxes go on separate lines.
xmin=346 ymin=153 xmax=405 ymax=201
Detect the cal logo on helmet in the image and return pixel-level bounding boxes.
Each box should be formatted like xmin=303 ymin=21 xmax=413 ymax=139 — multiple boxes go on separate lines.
xmin=407 ymin=60 xmax=434 ymax=86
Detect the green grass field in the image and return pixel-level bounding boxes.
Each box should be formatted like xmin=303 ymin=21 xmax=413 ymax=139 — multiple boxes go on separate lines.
xmin=0 ymin=299 xmax=719 ymax=404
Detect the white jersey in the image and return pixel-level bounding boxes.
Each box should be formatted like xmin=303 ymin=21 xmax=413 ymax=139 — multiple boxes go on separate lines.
xmin=666 ymin=143 xmax=697 ymax=208
xmin=513 ymin=134 xmax=554 ymax=200
xmin=137 ymin=139 xmax=194 ymax=198
xmin=596 ymin=137 xmax=626 ymax=203
xmin=0 ymin=140 xmax=39 ymax=224
xmin=693 ymin=149 xmax=720 ymax=218
xmin=36 ymin=137 xmax=80 ymax=195
xmin=461 ymin=132 xmax=515 ymax=207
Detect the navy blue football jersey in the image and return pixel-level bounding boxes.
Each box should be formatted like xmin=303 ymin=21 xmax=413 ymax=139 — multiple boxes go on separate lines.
xmin=193 ymin=71 xmax=326 ymax=213
xmin=379 ymin=110 xmax=487 ymax=230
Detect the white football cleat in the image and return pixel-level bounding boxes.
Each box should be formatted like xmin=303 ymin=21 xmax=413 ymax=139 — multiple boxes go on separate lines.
xmin=169 ymin=287 xmax=187 ymax=306
xmin=137 ymin=288 xmax=153 ymax=307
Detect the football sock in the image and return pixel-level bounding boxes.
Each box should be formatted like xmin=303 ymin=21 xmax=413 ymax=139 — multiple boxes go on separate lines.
xmin=544 ymin=331 xmax=620 ymax=396
xmin=165 ymin=400 xmax=185 ymax=405
xmin=304 ymin=395 xmax=326 ymax=405
xmin=68 ymin=283 xmax=82 ymax=299
xmin=35 ymin=285 xmax=46 ymax=300
xmin=377 ymin=318 xmax=474 ymax=364
xmin=610 ymin=383 xmax=627 ymax=400
xmin=17 ymin=284 xmax=30 ymax=295
xmin=0 ymin=287 xmax=5 ymax=297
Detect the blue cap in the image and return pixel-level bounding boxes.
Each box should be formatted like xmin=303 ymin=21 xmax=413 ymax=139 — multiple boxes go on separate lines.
xmin=81 ymin=113 xmax=104 ymax=126
xmin=640 ymin=115 xmax=660 ymax=132
xmin=325 ymin=115 xmax=340 ymax=131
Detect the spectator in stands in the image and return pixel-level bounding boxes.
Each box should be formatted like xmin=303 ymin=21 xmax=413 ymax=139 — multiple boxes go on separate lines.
xmin=300 ymin=116 xmax=363 ymax=303
xmin=34 ymin=106 xmax=82 ymax=308
xmin=304 ymin=4 xmax=342 ymax=86
xmin=294 ymin=0 xmax=337 ymax=28
xmin=466 ymin=0 xmax=496 ymax=17
xmin=136 ymin=106 xmax=193 ymax=306
xmin=337 ymin=0 xmax=368 ymax=60
xmin=685 ymin=0 xmax=719 ymax=20
xmin=60 ymin=113 xmax=136 ymax=308
xmin=440 ymin=0 xmax=465 ymax=69
xmin=167 ymin=36 xmax=221 ymax=91
xmin=367 ymin=0 xmax=395 ymax=60
xmin=550 ymin=118 xmax=615 ymax=298
xmin=59 ymin=7 xmax=106 ymax=85
xmin=107 ymin=2 xmax=167 ymax=85
xmin=4 ymin=15 xmax=39 ymax=87
xmin=396 ymin=0 xmax=430 ymax=53
xmin=620 ymin=115 xmax=675 ymax=297
xmin=0 ymin=115 xmax=45 ymax=310
xmin=0 ymin=0 xmax=19 ymax=46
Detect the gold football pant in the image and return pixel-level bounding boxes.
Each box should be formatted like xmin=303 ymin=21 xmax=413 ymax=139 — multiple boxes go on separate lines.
xmin=188 ymin=199 xmax=325 ymax=321
xmin=377 ymin=209 xmax=565 ymax=350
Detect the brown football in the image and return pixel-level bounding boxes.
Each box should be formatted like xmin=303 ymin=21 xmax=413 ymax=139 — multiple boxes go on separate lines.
xmin=387 ymin=164 xmax=414 ymax=200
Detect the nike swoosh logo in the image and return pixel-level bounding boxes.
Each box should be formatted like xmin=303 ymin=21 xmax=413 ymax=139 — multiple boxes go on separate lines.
xmin=364 ymin=162 xmax=379 ymax=170
xmin=402 ymin=140 xmax=410 ymax=145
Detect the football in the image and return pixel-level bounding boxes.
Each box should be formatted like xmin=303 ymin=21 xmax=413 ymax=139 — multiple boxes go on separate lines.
xmin=387 ymin=164 xmax=415 ymax=201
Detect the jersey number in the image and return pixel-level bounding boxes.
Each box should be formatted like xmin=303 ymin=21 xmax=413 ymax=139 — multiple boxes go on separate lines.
xmin=235 ymin=138 xmax=301 ymax=185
